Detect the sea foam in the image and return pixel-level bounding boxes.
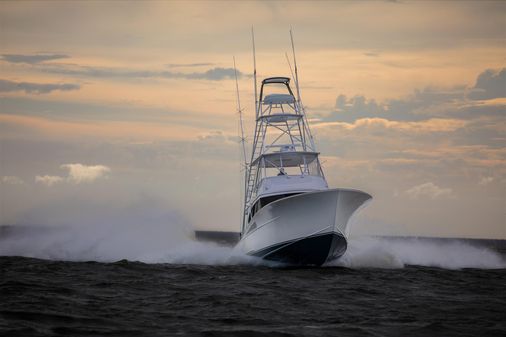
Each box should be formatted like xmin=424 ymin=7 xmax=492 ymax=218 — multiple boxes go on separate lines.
xmin=1 ymin=223 xmax=504 ymax=269
xmin=329 ymin=236 xmax=506 ymax=270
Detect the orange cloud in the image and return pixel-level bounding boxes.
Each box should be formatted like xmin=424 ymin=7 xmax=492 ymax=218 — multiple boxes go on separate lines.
xmin=314 ymin=117 xmax=467 ymax=133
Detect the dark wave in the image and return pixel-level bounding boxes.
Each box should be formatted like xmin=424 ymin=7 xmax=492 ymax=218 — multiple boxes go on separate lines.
xmin=1 ymin=256 xmax=505 ymax=337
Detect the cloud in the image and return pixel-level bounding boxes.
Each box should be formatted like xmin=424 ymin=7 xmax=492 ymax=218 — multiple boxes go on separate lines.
xmin=334 ymin=94 xmax=384 ymax=121
xmin=468 ymin=68 xmax=506 ymax=100
xmin=0 ymin=79 xmax=80 ymax=94
xmin=38 ymin=64 xmax=245 ymax=81
xmin=35 ymin=163 xmax=111 ymax=186
xmin=325 ymin=68 xmax=504 ymax=123
xmin=197 ymin=130 xmax=227 ymax=141
xmin=1 ymin=53 xmax=69 ymax=64
xmin=35 ymin=175 xmax=64 ymax=186
xmin=1 ymin=175 xmax=24 ymax=185
xmin=314 ymin=117 xmax=467 ymax=133
xmin=183 ymin=67 xmax=239 ymax=80
xmin=330 ymin=90 xmax=462 ymax=123
xmin=61 ymin=163 xmax=111 ymax=184
xmin=166 ymin=62 xmax=215 ymax=68
xmin=405 ymin=182 xmax=453 ymax=199
xmin=478 ymin=176 xmax=494 ymax=186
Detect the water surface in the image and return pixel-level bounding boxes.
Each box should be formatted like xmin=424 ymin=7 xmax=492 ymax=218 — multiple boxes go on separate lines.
xmin=1 ymin=256 xmax=505 ymax=337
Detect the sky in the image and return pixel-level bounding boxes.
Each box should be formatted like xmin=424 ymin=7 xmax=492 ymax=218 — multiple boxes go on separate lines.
xmin=0 ymin=0 xmax=505 ymax=239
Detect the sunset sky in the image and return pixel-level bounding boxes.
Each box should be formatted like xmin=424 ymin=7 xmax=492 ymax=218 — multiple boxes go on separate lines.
xmin=0 ymin=1 xmax=505 ymax=239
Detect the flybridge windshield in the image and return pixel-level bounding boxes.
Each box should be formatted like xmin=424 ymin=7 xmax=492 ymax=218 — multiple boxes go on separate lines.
xmin=252 ymin=151 xmax=319 ymax=168
xmin=254 ymin=151 xmax=324 ymax=178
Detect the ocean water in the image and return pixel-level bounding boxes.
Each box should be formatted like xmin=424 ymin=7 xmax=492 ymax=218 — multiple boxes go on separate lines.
xmin=1 ymin=227 xmax=505 ymax=337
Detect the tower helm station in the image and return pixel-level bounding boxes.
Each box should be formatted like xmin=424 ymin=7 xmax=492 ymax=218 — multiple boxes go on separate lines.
xmin=243 ymin=76 xmax=328 ymax=231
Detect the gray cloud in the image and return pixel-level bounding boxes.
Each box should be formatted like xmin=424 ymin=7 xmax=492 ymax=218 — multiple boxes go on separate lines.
xmin=182 ymin=67 xmax=239 ymax=80
xmin=166 ymin=62 xmax=215 ymax=68
xmin=39 ymin=64 xmax=245 ymax=81
xmin=0 ymin=79 xmax=80 ymax=94
xmin=333 ymin=94 xmax=385 ymax=122
xmin=323 ymin=68 xmax=504 ymax=123
xmin=330 ymin=88 xmax=458 ymax=123
xmin=1 ymin=53 xmax=69 ymax=64
xmin=468 ymin=68 xmax=506 ymax=100
xmin=405 ymin=182 xmax=453 ymax=200
xmin=0 ymin=80 xmax=81 ymax=94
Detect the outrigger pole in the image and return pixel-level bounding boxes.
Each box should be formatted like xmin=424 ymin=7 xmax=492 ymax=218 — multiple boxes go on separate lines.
xmin=233 ymin=56 xmax=247 ymax=167
xmin=241 ymin=27 xmax=260 ymax=233
xmin=285 ymin=52 xmax=296 ymax=83
xmin=290 ymin=28 xmax=302 ymax=106
xmin=252 ymin=27 xmax=259 ymax=118
xmin=233 ymin=56 xmax=248 ymax=234
xmin=290 ymin=28 xmax=316 ymax=151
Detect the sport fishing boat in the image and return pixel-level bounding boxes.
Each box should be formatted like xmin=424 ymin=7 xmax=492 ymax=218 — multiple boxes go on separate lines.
xmin=233 ymin=31 xmax=371 ymax=266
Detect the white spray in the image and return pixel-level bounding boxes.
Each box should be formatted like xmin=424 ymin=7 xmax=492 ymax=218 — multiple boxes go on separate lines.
xmin=329 ymin=236 xmax=506 ymax=270
xmin=1 ymin=224 xmax=504 ymax=269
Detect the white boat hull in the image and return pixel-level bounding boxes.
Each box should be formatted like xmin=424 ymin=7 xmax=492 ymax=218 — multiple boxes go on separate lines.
xmin=235 ymin=188 xmax=372 ymax=266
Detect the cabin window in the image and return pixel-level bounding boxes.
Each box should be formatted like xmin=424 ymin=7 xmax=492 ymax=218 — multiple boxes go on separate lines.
xmin=259 ymin=193 xmax=300 ymax=209
xmin=247 ymin=222 xmax=257 ymax=234
xmin=248 ymin=199 xmax=261 ymax=220
xmin=248 ymin=192 xmax=301 ymax=222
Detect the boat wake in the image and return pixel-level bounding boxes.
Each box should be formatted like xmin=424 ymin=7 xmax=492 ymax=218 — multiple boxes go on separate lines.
xmin=1 ymin=224 xmax=504 ymax=269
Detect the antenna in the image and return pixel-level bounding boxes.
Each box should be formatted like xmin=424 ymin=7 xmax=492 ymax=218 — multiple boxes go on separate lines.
xmin=233 ymin=56 xmax=247 ymax=168
xmin=252 ymin=27 xmax=258 ymax=118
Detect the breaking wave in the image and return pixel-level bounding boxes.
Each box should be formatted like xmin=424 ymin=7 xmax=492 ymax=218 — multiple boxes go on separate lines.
xmin=0 ymin=222 xmax=265 ymax=266
xmin=1 ymin=224 xmax=504 ymax=269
